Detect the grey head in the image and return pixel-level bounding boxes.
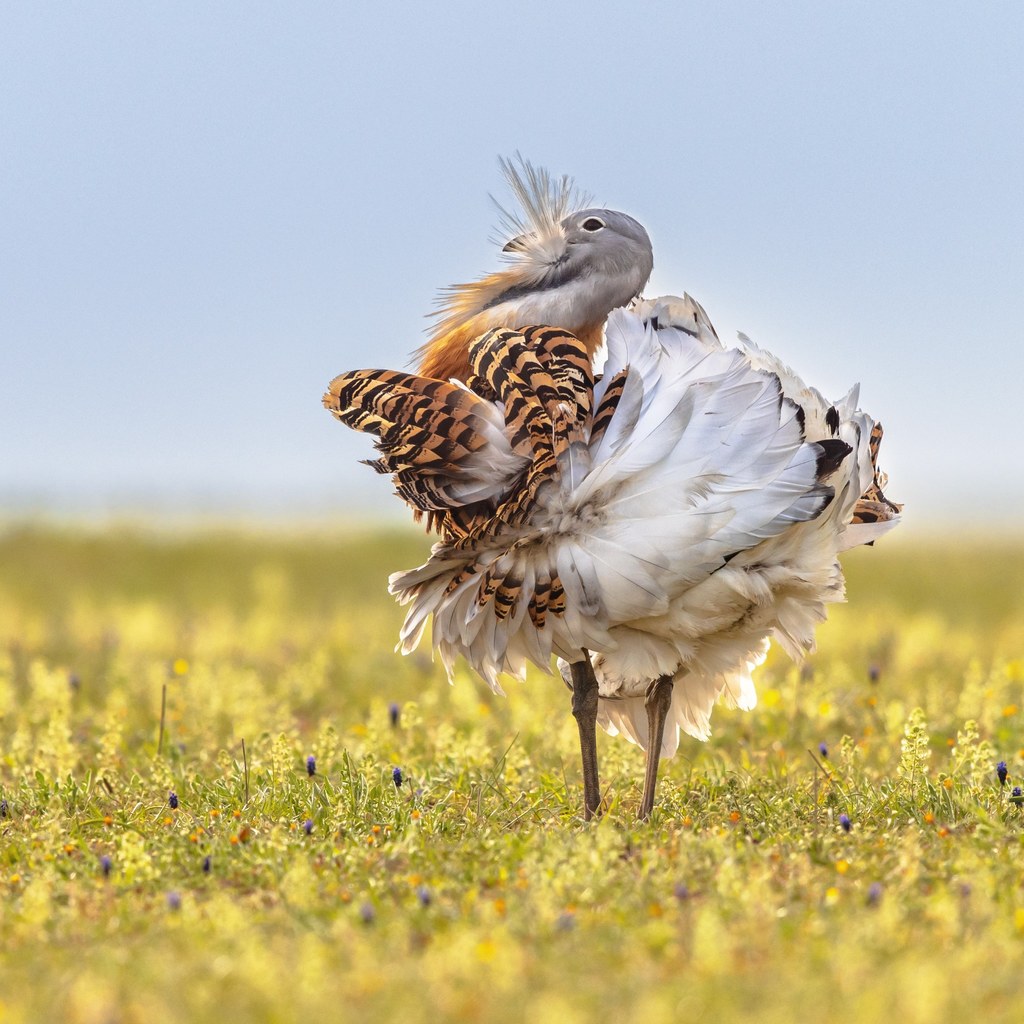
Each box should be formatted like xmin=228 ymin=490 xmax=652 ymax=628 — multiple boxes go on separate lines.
xmin=425 ymin=159 xmax=655 ymax=367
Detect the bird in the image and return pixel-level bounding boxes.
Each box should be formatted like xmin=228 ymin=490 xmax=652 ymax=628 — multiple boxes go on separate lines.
xmin=323 ymin=159 xmax=901 ymax=821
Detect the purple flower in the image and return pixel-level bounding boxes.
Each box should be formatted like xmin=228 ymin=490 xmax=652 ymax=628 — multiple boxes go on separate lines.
xmin=167 ymin=892 xmax=182 ymax=911
xmin=839 ymin=813 xmax=852 ymax=833
xmin=389 ymin=703 xmax=401 ymax=728
xmin=303 ymin=819 xmax=314 ymax=836
xmin=416 ymin=885 xmax=432 ymax=907
xmin=1011 ymin=787 xmax=1024 ymax=805
xmin=100 ymin=855 xmax=112 ymax=878
xmin=997 ymin=761 xmax=1008 ymax=786
xmin=202 ymin=855 xmax=211 ymax=873
xmin=306 ymin=755 xmax=316 ymax=777
xmin=868 ymin=664 xmax=881 ymax=683
xmin=867 ymin=882 xmax=883 ymax=906
xmin=392 ymin=766 xmax=403 ymax=789
xmin=168 ymin=791 xmax=179 ymax=810
xmin=819 ymin=742 xmax=829 ymax=759
xmin=359 ymin=902 xmax=376 ymax=924
xmin=673 ymin=883 xmax=690 ymax=901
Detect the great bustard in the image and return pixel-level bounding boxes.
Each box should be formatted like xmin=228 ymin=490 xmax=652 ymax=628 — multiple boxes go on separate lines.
xmin=324 ymin=159 xmax=901 ymax=821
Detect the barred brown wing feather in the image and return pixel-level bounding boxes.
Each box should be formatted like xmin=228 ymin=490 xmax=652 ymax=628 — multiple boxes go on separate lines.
xmin=588 ymin=368 xmax=629 ymax=450
xmin=324 ymin=326 xmax=593 ymax=558
xmin=852 ymin=421 xmax=903 ymax=522
xmin=323 ymin=368 xmax=527 ymax=528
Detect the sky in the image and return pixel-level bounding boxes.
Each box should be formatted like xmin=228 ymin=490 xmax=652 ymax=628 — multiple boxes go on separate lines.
xmin=2 ymin=3 xmax=1022 ymax=527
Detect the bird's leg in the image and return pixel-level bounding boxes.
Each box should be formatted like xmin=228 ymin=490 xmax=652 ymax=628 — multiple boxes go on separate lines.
xmin=569 ymin=654 xmax=601 ymax=821
xmin=638 ymin=674 xmax=675 ymax=821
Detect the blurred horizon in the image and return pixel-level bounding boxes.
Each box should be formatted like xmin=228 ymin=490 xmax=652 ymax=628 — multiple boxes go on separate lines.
xmin=3 ymin=4 xmax=1022 ymax=531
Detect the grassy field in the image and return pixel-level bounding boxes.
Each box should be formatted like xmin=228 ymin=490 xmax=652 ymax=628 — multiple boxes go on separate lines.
xmin=1 ymin=524 xmax=1023 ymax=1023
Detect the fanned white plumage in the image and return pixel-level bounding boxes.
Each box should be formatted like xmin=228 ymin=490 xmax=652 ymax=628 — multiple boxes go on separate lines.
xmin=390 ymin=293 xmax=902 ymax=758
xmin=734 ymin=332 xmax=900 ymax=552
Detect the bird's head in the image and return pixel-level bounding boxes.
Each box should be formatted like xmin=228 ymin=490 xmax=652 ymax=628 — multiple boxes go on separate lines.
xmin=417 ymin=157 xmax=653 ymax=381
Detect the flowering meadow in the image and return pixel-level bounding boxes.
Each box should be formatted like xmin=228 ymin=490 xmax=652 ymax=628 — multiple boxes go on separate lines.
xmin=1 ymin=525 xmax=1023 ymax=1023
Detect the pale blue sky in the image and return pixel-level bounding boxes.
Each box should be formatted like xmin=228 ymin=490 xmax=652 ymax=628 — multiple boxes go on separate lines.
xmin=2 ymin=3 xmax=1022 ymax=525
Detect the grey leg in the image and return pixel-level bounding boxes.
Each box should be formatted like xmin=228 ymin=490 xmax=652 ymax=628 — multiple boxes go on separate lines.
xmin=569 ymin=654 xmax=601 ymax=821
xmin=638 ymin=674 xmax=674 ymax=821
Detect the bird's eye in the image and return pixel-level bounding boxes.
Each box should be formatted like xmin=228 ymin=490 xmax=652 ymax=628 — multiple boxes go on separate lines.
xmin=582 ymin=217 xmax=605 ymax=232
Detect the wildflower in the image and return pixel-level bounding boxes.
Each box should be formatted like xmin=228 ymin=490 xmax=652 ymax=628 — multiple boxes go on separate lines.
xmin=392 ymin=766 xmax=403 ymax=789
xmin=168 ymin=791 xmax=179 ymax=810
xmin=839 ymin=813 xmax=852 ymax=833
xmin=68 ymin=672 xmax=81 ymax=691
xmin=997 ymin=761 xmax=1008 ymax=786
xmin=867 ymin=882 xmax=883 ymax=906
xmin=673 ymin=883 xmax=690 ymax=901
xmin=202 ymin=856 xmax=211 ymax=873
xmin=306 ymin=755 xmax=316 ymax=777
xmin=389 ymin=702 xmax=400 ymax=728
xmin=416 ymin=885 xmax=432 ymax=907
xmin=819 ymin=742 xmax=829 ymax=759
xmin=359 ymin=902 xmax=376 ymax=924
xmin=868 ymin=664 xmax=881 ymax=683
xmin=1011 ymin=787 xmax=1024 ymax=806
xmin=555 ymin=911 xmax=576 ymax=932
xmin=167 ymin=892 xmax=182 ymax=911
xmin=100 ymin=855 xmax=112 ymax=878
xmin=304 ymin=819 xmax=314 ymax=836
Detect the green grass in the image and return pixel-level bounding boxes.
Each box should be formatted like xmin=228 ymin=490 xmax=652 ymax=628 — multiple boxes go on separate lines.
xmin=1 ymin=524 xmax=1024 ymax=1023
